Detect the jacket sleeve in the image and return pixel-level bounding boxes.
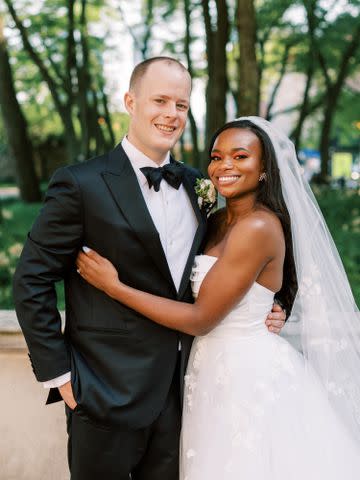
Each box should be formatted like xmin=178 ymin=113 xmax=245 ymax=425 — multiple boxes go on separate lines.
xmin=13 ymin=166 xmax=83 ymax=381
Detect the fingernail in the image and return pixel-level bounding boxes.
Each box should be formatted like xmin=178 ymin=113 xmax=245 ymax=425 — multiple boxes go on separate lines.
xmin=82 ymin=246 xmax=91 ymax=253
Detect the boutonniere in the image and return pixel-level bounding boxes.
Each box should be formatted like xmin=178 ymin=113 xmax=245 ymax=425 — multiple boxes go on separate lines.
xmin=195 ymin=178 xmax=217 ymax=215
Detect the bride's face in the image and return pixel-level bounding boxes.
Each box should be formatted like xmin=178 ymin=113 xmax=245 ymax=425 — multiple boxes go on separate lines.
xmin=208 ymin=128 xmax=264 ymax=199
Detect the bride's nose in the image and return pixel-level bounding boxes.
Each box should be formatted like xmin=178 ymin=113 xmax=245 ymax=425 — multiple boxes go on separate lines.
xmin=221 ymin=156 xmax=235 ymax=169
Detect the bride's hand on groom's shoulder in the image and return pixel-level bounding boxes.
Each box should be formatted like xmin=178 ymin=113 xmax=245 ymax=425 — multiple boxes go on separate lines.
xmin=265 ymin=303 xmax=286 ymax=334
xmin=76 ymin=247 xmax=120 ymax=297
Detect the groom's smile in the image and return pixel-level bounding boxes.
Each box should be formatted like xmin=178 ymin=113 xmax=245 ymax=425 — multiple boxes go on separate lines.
xmin=154 ymin=123 xmax=177 ymax=134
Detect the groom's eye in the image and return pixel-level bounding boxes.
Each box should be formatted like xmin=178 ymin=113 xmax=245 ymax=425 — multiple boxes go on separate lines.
xmin=155 ymin=98 xmax=165 ymax=104
xmin=177 ymin=103 xmax=188 ymax=111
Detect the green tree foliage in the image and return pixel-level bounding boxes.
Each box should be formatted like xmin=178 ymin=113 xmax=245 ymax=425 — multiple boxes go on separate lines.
xmin=1 ymin=0 xmax=359 ymax=172
xmin=3 ymin=0 xmax=115 ymax=163
xmin=303 ymin=0 xmax=360 ymax=180
xmin=0 ymin=14 xmax=41 ymax=201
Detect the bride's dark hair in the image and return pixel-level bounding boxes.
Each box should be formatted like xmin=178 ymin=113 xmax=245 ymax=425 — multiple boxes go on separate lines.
xmin=208 ymin=119 xmax=298 ymax=316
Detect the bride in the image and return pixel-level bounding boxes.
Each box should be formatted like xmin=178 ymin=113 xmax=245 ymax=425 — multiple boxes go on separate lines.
xmin=76 ymin=117 xmax=360 ymax=478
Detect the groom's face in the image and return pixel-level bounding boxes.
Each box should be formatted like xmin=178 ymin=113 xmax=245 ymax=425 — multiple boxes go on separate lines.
xmin=125 ymin=61 xmax=191 ymax=164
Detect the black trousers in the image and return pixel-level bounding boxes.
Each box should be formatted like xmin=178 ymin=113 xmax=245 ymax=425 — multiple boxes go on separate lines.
xmin=65 ymin=362 xmax=181 ymax=480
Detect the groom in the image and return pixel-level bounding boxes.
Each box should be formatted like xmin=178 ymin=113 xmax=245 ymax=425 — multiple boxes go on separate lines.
xmin=13 ymin=57 xmax=285 ymax=479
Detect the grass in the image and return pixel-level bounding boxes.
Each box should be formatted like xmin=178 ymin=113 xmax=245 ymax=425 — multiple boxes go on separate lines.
xmin=0 ymin=188 xmax=359 ymax=309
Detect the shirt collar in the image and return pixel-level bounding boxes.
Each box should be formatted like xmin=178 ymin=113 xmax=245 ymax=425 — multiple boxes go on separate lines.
xmin=121 ymin=136 xmax=170 ymax=187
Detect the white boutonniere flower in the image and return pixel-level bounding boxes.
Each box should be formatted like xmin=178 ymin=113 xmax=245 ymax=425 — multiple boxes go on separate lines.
xmin=195 ymin=178 xmax=216 ymax=214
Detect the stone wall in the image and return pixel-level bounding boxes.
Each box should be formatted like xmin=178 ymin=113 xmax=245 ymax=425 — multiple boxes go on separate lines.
xmin=0 ymin=311 xmax=68 ymax=480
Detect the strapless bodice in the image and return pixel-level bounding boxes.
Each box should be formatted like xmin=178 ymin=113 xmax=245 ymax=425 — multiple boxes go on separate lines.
xmin=190 ymin=255 xmax=275 ymax=339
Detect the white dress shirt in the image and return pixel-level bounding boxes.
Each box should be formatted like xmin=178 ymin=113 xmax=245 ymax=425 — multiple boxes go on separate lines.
xmin=43 ymin=136 xmax=198 ymax=388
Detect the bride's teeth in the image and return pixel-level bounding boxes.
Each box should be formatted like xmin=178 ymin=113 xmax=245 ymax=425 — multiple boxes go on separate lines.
xmin=219 ymin=176 xmax=239 ymax=182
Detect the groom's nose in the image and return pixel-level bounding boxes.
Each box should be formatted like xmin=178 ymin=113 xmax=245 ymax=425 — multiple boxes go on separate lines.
xmin=164 ymin=102 xmax=177 ymax=117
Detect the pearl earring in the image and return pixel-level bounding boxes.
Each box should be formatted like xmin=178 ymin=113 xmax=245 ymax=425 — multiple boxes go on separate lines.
xmin=259 ymin=172 xmax=267 ymax=182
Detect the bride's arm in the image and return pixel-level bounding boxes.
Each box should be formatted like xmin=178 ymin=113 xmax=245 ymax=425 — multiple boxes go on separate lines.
xmin=76 ymin=218 xmax=276 ymax=336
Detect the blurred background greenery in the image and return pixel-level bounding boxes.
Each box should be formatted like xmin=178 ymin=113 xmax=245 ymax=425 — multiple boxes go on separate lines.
xmin=0 ymin=0 xmax=359 ymax=307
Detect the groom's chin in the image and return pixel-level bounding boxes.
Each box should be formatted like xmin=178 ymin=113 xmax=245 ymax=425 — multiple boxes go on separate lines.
xmin=155 ymin=137 xmax=180 ymax=153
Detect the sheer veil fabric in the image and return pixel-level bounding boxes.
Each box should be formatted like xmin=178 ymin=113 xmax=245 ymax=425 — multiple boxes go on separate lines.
xmin=234 ymin=116 xmax=360 ymax=442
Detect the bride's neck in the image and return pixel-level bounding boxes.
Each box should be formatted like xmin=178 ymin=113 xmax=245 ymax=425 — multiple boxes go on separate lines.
xmin=225 ymin=194 xmax=258 ymax=225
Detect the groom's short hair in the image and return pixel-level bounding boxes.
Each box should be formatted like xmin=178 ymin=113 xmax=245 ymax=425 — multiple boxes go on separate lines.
xmin=129 ymin=57 xmax=191 ymax=92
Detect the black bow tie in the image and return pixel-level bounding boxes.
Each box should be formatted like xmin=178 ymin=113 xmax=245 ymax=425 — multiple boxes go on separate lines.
xmin=140 ymin=163 xmax=184 ymax=192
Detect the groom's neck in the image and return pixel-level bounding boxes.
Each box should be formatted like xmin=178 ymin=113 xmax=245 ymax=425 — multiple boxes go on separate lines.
xmin=126 ymin=134 xmax=169 ymax=166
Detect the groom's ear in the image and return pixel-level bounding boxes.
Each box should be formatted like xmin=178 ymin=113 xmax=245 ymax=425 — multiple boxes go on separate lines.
xmin=124 ymin=91 xmax=134 ymax=115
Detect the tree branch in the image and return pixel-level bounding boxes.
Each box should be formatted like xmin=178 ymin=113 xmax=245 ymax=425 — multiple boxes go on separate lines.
xmin=266 ymin=42 xmax=292 ymax=120
xmin=333 ymin=22 xmax=360 ymax=96
xmin=4 ymin=0 xmax=64 ymax=112
xmin=66 ymin=0 xmax=76 ymax=101
xmin=304 ymin=0 xmax=331 ymax=90
xmin=118 ymin=3 xmax=145 ymax=55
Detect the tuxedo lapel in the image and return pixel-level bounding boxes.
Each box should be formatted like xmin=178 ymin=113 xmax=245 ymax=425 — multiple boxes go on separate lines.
xmin=102 ymin=144 xmax=176 ymax=292
xmin=178 ymin=170 xmax=207 ymax=299
xmin=181 ymin=169 xmax=204 ymax=226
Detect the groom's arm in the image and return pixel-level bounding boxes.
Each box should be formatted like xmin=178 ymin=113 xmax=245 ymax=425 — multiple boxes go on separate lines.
xmin=13 ymin=166 xmax=83 ymax=382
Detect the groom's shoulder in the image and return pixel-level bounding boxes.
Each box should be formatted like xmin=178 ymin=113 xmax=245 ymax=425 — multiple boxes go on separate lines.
xmin=179 ymin=162 xmax=204 ymax=182
xmin=68 ymin=152 xmax=108 ymax=176
xmin=52 ymin=152 xmax=109 ymax=185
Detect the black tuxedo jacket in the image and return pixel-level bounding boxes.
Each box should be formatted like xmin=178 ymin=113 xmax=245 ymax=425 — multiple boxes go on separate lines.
xmin=13 ymin=144 xmax=207 ymax=429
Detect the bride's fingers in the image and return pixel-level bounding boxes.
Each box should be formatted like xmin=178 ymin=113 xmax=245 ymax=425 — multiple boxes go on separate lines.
xmin=76 ymin=258 xmax=93 ymax=275
xmin=82 ymin=247 xmax=104 ymax=265
xmin=77 ymin=251 xmax=98 ymax=269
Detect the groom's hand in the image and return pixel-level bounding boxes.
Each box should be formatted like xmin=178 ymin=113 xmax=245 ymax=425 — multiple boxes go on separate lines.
xmin=265 ymin=303 xmax=286 ymax=334
xmin=59 ymin=381 xmax=77 ymax=410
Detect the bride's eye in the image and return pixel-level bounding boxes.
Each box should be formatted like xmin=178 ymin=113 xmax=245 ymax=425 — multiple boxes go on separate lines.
xmin=234 ymin=154 xmax=247 ymax=160
xmin=210 ymin=155 xmax=221 ymax=162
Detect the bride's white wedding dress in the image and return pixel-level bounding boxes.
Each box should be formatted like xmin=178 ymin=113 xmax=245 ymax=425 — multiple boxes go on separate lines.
xmin=180 ymin=255 xmax=360 ymax=480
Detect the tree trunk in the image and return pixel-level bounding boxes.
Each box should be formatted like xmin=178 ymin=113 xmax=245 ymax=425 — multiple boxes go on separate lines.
xmin=4 ymin=0 xmax=80 ymax=163
xmin=318 ymin=22 xmax=360 ymax=181
xmin=202 ymin=0 xmax=229 ymax=166
xmin=319 ymin=92 xmax=335 ymax=180
xmin=184 ymin=0 xmax=200 ymax=168
xmin=291 ymin=53 xmax=314 ymax=151
xmin=236 ymin=0 xmax=259 ymax=115
xmin=304 ymin=0 xmax=360 ymax=182
xmin=141 ymin=0 xmax=154 ymax=59
xmin=97 ymin=75 xmax=115 ymax=148
xmin=265 ymin=43 xmax=292 ymax=120
xmin=0 ymin=16 xmax=41 ymax=202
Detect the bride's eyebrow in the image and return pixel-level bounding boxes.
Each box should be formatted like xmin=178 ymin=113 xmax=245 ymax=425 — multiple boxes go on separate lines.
xmin=230 ymin=147 xmax=250 ymax=153
xmin=211 ymin=147 xmax=250 ymax=154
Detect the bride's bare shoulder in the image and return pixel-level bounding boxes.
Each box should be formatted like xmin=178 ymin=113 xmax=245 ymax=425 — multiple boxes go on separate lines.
xmin=228 ymin=209 xmax=284 ymax=256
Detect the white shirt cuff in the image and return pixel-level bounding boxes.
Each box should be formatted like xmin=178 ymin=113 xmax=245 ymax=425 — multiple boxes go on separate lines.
xmin=43 ymin=371 xmax=71 ymax=389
